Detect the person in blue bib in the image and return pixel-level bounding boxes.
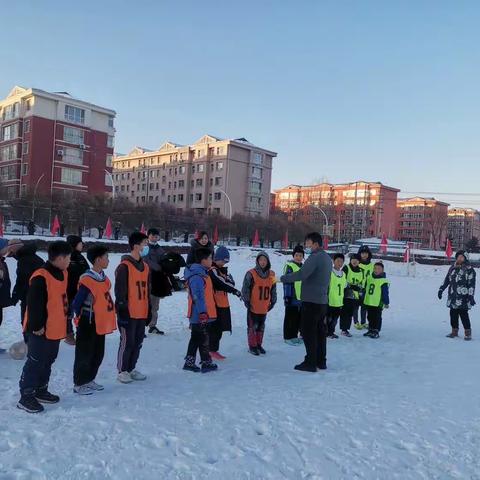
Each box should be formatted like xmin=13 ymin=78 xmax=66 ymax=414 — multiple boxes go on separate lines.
xmin=283 ymin=245 xmax=304 ymax=345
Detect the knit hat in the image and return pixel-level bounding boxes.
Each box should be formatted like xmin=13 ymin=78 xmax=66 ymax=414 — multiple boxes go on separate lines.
xmin=214 ymin=246 xmax=230 ymax=263
xmin=66 ymin=235 xmax=83 ymax=249
xmin=293 ymin=245 xmax=304 ymax=256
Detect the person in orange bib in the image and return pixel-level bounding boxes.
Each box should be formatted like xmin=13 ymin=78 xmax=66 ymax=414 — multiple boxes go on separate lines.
xmin=72 ymin=245 xmax=116 ymax=395
xmin=184 ymin=248 xmax=219 ymax=373
xmin=18 ymin=241 xmax=72 ymax=414
xmin=241 ymin=251 xmax=277 ymax=356
xmin=115 ymin=232 xmax=151 ymax=384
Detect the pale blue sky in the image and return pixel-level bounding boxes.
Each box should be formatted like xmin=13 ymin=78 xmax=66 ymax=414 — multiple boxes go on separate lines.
xmin=2 ymin=0 xmax=480 ymax=206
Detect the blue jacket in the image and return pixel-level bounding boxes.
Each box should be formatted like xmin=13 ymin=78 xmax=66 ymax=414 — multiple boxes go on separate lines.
xmin=283 ymin=261 xmax=302 ymax=308
xmin=185 ymin=263 xmax=216 ymax=324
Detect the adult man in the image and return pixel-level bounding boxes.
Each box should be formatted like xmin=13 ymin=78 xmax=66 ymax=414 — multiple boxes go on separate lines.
xmin=280 ymin=232 xmax=332 ymax=372
xmin=144 ymin=228 xmax=165 ymax=335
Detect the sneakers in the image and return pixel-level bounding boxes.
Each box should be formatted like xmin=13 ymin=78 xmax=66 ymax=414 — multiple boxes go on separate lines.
xmin=327 ymin=333 xmax=339 ymax=339
xmin=362 ymin=323 xmax=369 ymax=330
xmin=284 ymin=339 xmax=298 ymax=346
xmin=201 ymin=361 xmax=218 ymax=373
xmin=257 ymin=346 xmax=266 ymax=355
xmin=35 ymin=389 xmax=60 ymax=404
xmin=183 ymin=363 xmax=201 ymax=372
xmin=73 ymin=384 xmax=94 ymax=395
xmin=148 ymin=326 xmax=165 ymax=335
xmin=210 ymin=351 xmax=226 ymax=360
xmin=295 ymin=337 xmax=304 ymax=345
xmin=465 ymin=329 xmax=472 ymax=341
xmin=369 ymin=330 xmax=380 ymax=339
xmin=130 ymin=370 xmax=147 ymax=381
xmin=363 ymin=330 xmax=373 ymax=337
xmin=64 ymin=333 xmax=76 ymax=346
xmin=341 ymin=330 xmax=352 ymax=337
xmin=17 ymin=395 xmax=44 ymax=413
xmin=86 ymin=381 xmax=104 ymax=391
xmin=249 ymin=347 xmax=260 ymax=356
xmin=354 ymin=323 xmax=363 ymax=330
xmin=446 ymin=328 xmax=459 ymax=338
xmin=294 ymin=362 xmax=317 ymax=373
xmin=117 ymin=371 xmax=133 ymax=384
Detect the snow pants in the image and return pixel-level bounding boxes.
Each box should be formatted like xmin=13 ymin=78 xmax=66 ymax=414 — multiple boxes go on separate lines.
xmin=450 ymin=308 xmax=471 ymax=330
xmin=366 ymin=306 xmax=383 ymax=332
xmin=247 ymin=311 xmax=266 ymax=348
xmin=283 ymin=305 xmax=301 ymax=340
xmin=327 ymin=306 xmax=342 ymax=336
xmin=186 ymin=323 xmax=211 ymax=363
xmin=340 ymin=298 xmax=360 ymax=331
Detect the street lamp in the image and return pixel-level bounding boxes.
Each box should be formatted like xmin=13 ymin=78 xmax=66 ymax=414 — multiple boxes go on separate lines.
xmin=31 ymin=173 xmax=45 ymax=222
xmin=218 ymin=188 xmax=233 ymax=245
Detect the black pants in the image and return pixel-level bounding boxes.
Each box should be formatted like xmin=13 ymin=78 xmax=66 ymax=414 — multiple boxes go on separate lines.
xmin=450 ymin=308 xmax=471 ymax=330
xmin=283 ymin=305 xmax=302 ymax=340
xmin=340 ymin=298 xmax=360 ymax=331
xmin=186 ymin=323 xmax=211 ymax=363
xmin=208 ymin=307 xmax=231 ymax=352
xmin=73 ymin=315 xmax=106 ymax=386
xmin=19 ymin=334 xmax=60 ymax=396
xmin=117 ymin=318 xmax=146 ymax=373
xmin=327 ymin=306 xmax=342 ymax=336
xmin=300 ymin=302 xmax=327 ymax=368
xmin=247 ymin=311 xmax=266 ymax=348
xmin=366 ymin=306 xmax=383 ymax=332
xmin=360 ymin=305 xmax=368 ymax=325
xmin=20 ymin=301 xmax=28 ymax=342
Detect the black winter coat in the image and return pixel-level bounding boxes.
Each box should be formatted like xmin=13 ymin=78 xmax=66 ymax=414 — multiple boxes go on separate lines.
xmin=12 ymin=243 xmax=44 ymax=305
xmin=67 ymin=250 xmax=89 ymax=303
xmin=0 ymin=258 xmax=12 ymax=308
xmin=186 ymin=239 xmax=214 ymax=266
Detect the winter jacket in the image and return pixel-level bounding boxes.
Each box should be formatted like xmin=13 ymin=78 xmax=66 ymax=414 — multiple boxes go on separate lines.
xmin=439 ymin=263 xmax=476 ymax=310
xmin=144 ymin=243 xmax=166 ymax=297
xmin=241 ymin=251 xmax=277 ymax=310
xmin=115 ymin=255 xmax=151 ymax=320
xmin=24 ymin=261 xmax=66 ymax=333
xmin=342 ymin=263 xmax=364 ymax=300
xmin=12 ymin=243 xmax=44 ymax=305
xmin=185 ymin=263 xmax=216 ymax=324
xmin=67 ymin=250 xmax=89 ymax=303
xmin=149 ymin=250 xmax=186 ymax=297
xmin=209 ymin=262 xmax=239 ymax=296
xmin=363 ymin=272 xmax=390 ymax=307
xmin=358 ymin=245 xmax=374 ymax=279
xmin=280 ymin=248 xmax=332 ymax=305
xmin=71 ymin=269 xmax=106 ymax=318
xmin=283 ymin=261 xmax=303 ymax=307
xmin=186 ymin=239 xmax=214 ymax=266
xmin=0 ymin=257 xmax=12 ymax=308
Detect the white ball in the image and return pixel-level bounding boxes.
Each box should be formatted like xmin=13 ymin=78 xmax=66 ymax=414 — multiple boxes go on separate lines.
xmin=9 ymin=341 xmax=27 ymax=360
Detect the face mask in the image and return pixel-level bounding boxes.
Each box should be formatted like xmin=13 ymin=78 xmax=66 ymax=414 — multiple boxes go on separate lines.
xmin=304 ymin=247 xmax=312 ymax=255
xmin=140 ymin=245 xmax=150 ymax=258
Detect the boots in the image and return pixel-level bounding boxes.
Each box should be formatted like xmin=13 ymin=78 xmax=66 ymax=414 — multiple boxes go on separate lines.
xmin=446 ymin=328 xmax=459 ymax=338
xmin=465 ymin=329 xmax=472 ymax=341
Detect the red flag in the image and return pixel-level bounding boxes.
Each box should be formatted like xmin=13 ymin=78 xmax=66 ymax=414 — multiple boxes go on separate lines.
xmin=0 ymin=213 xmax=4 ymax=237
xmin=212 ymin=225 xmax=218 ymax=245
xmin=323 ymin=236 xmax=329 ymax=250
xmin=403 ymin=244 xmax=410 ymax=263
xmin=445 ymin=238 xmax=453 ymax=259
xmin=105 ymin=217 xmax=113 ymax=239
xmin=282 ymin=230 xmax=288 ymax=249
xmin=252 ymin=229 xmax=259 ymax=247
xmin=51 ymin=215 xmax=60 ymax=236
xmin=140 ymin=223 xmax=146 ymax=234
xmin=380 ymin=233 xmax=388 ymax=254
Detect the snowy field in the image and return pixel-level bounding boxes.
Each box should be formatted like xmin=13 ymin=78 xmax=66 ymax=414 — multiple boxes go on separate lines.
xmin=1 ymin=249 xmax=479 ymax=479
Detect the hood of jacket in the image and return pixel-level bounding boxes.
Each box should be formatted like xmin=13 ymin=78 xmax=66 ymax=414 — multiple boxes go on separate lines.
xmin=372 ymin=271 xmax=387 ymax=279
xmin=255 ymin=251 xmax=271 ymax=277
xmin=81 ymin=269 xmax=106 ymax=282
xmin=121 ymin=254 xmax=147 ymax=272
xmin=184 ymin=262 xmax=209 ymax=280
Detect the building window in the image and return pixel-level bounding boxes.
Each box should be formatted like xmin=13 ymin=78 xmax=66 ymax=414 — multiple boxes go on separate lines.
xmin=215 ymin=177 xmax=222 ymax=186
xmin=179 ymin=166 xmax=186 ymax=174
xmin=195 ymin=193 xmax=202 ymax=201
xmin=192 ymin=165 xmax=195 ymax=173
xmin=178 ymin=180 xmax=185 ymax=188
xmin=189 ymin=194 xmax=194 ymax=202
xmin=216 ymin=162 xmax=224 ymax=171
xmin=62 ymin=147 xmax=83 ymax=165
xmin=64 ymin=105 xmax=85 ymax=124
xmin=61 ymin=168 xmax=82 ymax=185
xmin=2 ymin=123 xmax=19 ymax=141
xmin=106 ymin=154 xmax=113 ymax=167
xmin=216 ymin=147 xmax=224 ymax=155
xmin=0 ymin=144 xmax=17 ymax=161
xmin=214 ymin=192 xmax=221 ymax=201
xmin=0 ymin=165 xmax=16 ymax=180
xmin=210 ymin=178 xmax=213 ymax=187
xmin=108 ymin=116 xmax=114 ymax=128
xmin=196 ymin=178 xmax=203 ymax=187
xmin=126 ymin=185 xmax=130 ymax=192
xmin=178 ymin=194 xmax=184 ymax=202
xmin=162 ymin=176 xmax=166 ymax=183
xmin=21 ymin=163 xmax=28 ymax=176
xmin=107 ymin=135 xmax=114 ymax=148
xmin=161 ymin=189 xmax=165 ymax=196
xmin=24 ymin=119 xmax=30 ymax=133
xmin=2 ymin=102 xmax=19 ymax=121
xmin=253 ymin=152 xmax=263 ymax=165
xmin=190 ymin=180 xmax=194 ymax=188
xmin=251 ymin=166 xmax=262 ymax=178
xmin=25 ymin=99 xmax=32 ymax=111
xmin=63 ymin=126 xmax=84 ymax=145
xmin=22 ymin=142 xmax=29 ymax=155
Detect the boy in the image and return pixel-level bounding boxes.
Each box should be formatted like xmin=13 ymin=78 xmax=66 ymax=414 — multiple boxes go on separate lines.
xmin=115 ymin=232 xmax=150 ymax=384
xmin=184 ymin=248 xmax=218 ymax=373
xmin=72 ymin=245 xmax=116 ymax=395
xmin=241 ymin=251 xmax=277 ymax=356
xmin=363 ymin=262 xmax=390 ymax=339
xmin=358 ymin=245 xmax=374 ymax=329
xmin=327 ymin=253 xmax=347 ymax=339
xmin=340 ymin=254 xmax=365 ymax=336
xmin=17 ymin=241 xmax=72 ymax=413
xmin=283 ymin=245 xmax=304 ymax=345
xmin=208 ymin=246 xmax=242 ymax=360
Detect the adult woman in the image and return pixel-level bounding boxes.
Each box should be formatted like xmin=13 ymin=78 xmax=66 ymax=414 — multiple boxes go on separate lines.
xmin=186 ymin=231 xmax=214 ymax=266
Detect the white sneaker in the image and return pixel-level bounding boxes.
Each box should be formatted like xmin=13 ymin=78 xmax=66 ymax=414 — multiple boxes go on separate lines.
xmin=117 ymin=371 xmax=133 ymax=384
xmin=130 ymin=370 xmax=147 ymax=381
xmin=86 ymin=381 xmax=104 ymax=391
xmin=73 ymin=384 xmax=94 ymax=395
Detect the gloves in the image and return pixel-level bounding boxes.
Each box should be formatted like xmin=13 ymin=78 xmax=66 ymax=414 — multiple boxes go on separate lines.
xmin=234 ymin=290 xmax=242 ymax=298
xmin=117 ymin=316 xmax=129 ymax=328
xmin=469 ymin=296 xmax=476 ymax=306
xmin=437 ymin=289 xmax=443 ymax=300
xmin=73 ymin=315 xmax=80 ymax=327
xmin=199 ymin=313 xmax=209 ymax=324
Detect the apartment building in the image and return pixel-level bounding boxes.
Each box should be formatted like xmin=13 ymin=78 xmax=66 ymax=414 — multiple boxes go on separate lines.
xmin=447 ymin=208 xmax=480 ymax=249
xmin=112 ymin=135 xmax=276 ymax=218
xmin=397 ymin=197 xmax=449 ymax=248
xmin=0 ymin=86 xmax=115 ymax=198
xmin=273 ymin=181 xmax=399 ymax=242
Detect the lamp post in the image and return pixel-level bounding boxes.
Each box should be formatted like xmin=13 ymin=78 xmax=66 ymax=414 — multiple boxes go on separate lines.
xmin=31 ymin=173 xmax=45 ymax=222
xmin=218 ymin=188 xmax=232 ymax=244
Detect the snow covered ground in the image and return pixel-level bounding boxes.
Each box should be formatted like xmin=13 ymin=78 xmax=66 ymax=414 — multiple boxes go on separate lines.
xmin=1 ymin=250 xmax=479 ymax=479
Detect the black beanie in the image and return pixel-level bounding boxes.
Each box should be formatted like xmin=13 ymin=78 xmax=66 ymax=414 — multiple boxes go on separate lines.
xmin=66 ymin=235 xmax=82 ymax=249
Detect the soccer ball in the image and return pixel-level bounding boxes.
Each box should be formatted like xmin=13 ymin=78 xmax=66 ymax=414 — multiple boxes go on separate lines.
xmin=9 ymin=341 xmax=27 ymax=360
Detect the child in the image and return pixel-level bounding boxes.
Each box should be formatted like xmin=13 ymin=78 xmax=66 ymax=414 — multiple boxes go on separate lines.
xmin=18 ymin=241 xmax=72 ymax=413
xmin=363 ymin=262 xmax=390 ymax=339
xmin=72 ymin=245 xmax=116 ymax=395
xmin=208 ymin=246 xmax=242 ymax=360
xmin=340 ymin=253 xmax=365 ymax=336
xmin=358 ymin=245 xmax=374 ymax=329
xmin=327 ymin=253 xmax=347 ymax=339
xmin=115 ymin=232 xmax=150 ymax=384
xmin=241 ymin=251 xmax=277 ymax=356
xmin=184 ymin=248 xmax=218 ymax=373
xmin=283 ymin=245 xmax=304 ymax=345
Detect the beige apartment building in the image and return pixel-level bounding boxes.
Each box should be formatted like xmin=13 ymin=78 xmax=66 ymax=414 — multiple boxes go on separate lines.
xmin=112 ymin=135 xmax=276 ymax=218
xmin=447 ymin=208 xmax=480 ymax=249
